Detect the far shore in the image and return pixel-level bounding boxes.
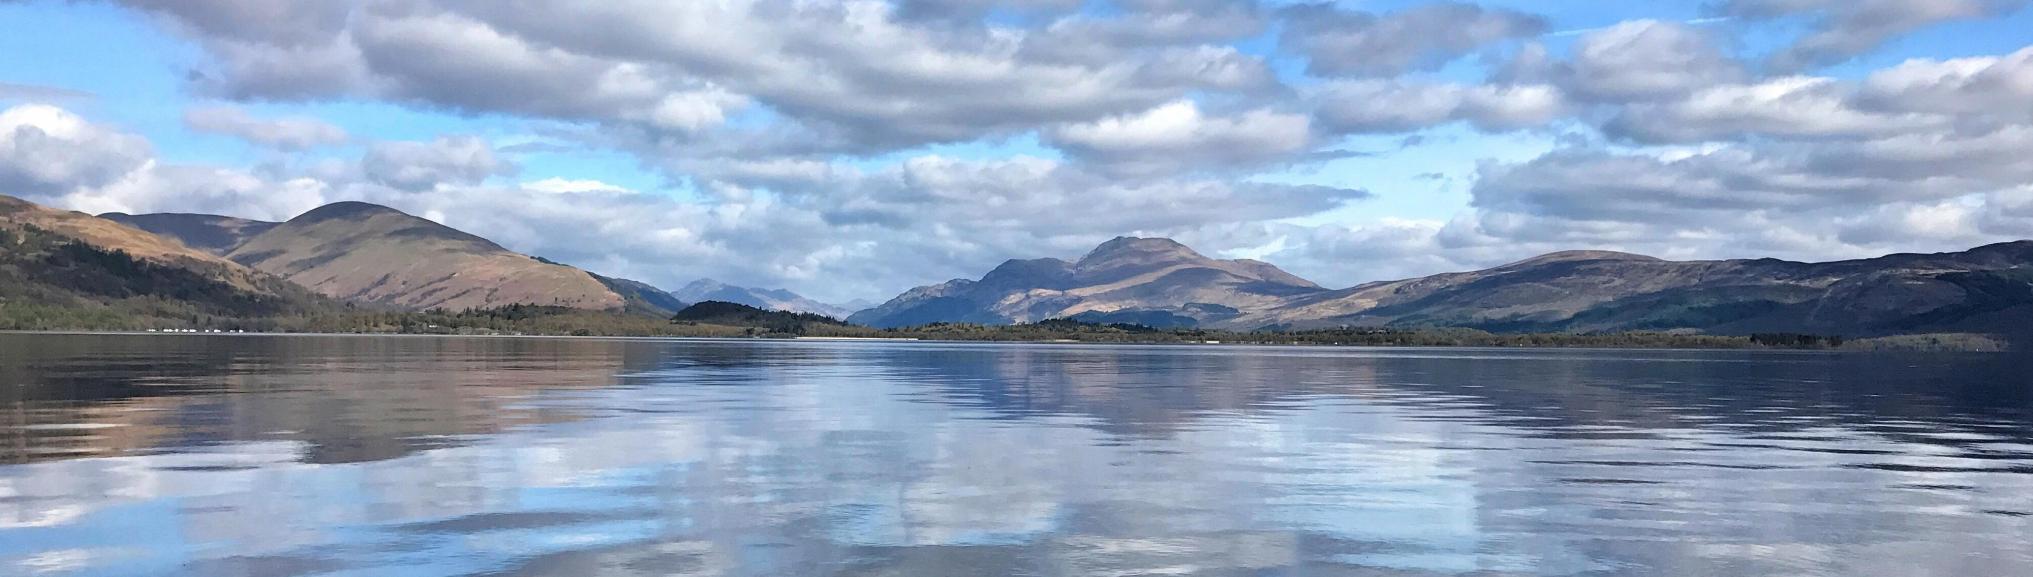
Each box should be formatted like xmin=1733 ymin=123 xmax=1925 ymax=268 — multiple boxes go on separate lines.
xmin=0 ymin=328 xmax=2007 ymax=353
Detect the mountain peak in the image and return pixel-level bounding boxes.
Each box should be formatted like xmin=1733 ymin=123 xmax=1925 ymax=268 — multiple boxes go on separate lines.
xmin=853 ymin=235 xmax=1324 ymax=328
xmin=1500 ymin=250 xmax=1662 ymax=269
xmin=680 ymin=278 xmax=729 ymax=291
xmin=222 ymin=200 xmax=624 ymax=311
xmin=291 ymin=201 xmax=407 ymax=223
xmin=671 ymin=279 xmax=850 ymax=317
xmin=1079 ymin=236 xmax=1200 ymax=264
xmin=98 ymin=211 xmax=280 ymax=255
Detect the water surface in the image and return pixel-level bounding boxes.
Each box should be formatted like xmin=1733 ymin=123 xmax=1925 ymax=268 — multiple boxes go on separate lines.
xmin=1 ymin=334 xmax=2029 ymax=576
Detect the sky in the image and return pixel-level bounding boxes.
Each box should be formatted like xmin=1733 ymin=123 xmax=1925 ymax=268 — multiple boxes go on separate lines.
xmin=1 ymin=0 xmax=2031 ymax=304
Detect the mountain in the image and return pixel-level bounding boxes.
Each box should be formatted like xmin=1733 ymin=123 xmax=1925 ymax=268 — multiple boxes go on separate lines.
xmin=222 ymin=202 xmax=642 ymax=312
xmin=850 ymin=235 xmax=2033 ymax=339
xmin=672 ymin=278 xmax=853 ymax=318
xmin=589 ymin=273 xmax=689 ymax=317
xmin=0 ymin=195 xmax=327 ymax=327
xmin=848 ymin=236 xmax=1326 ymax=328
xmin=5 ymin=196 xmax=252 ymax=269
xmin=98 ymin=212 xmax=277 ymax=255
xmin=671 ymin=300 xmax=852 ymax=330
xmin=27 ymin=192 xmax=2033 ymax=340
xmin=1244 ymin=243 xmax=2033 ymax=337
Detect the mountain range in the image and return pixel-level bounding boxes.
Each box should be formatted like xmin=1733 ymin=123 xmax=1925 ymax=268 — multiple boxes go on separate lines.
xmin=0 ymin=195 xmax=325 ymax=323
xmin=670 ymin=278 xmax=857 ymax=318
xmin=98 ymin=199 xmax=839 ymax=318
xmin=852 ymin=235 xmax=2033 ymax=339
xmin=12 ymin=194 xmax=2033 ymax=340
xmin=848 ymin=236 xmax=1321 ymax=328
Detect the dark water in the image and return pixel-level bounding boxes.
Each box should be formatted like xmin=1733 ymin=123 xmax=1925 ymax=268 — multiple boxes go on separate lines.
xmin=1 ymin=335 xmax=2030 ymax=577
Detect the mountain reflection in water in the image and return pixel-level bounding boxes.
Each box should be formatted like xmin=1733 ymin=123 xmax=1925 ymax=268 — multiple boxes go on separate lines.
xmin=0 ymin=334 xmax=2028 ymax=576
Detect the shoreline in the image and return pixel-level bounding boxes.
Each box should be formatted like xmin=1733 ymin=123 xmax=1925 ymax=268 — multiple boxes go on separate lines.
xmin=0 ymin=329 xmax=2005 ymax=353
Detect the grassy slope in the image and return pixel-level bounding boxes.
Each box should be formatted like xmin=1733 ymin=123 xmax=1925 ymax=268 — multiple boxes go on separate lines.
xmin=227 ymin=203 xmax=626 ymax=311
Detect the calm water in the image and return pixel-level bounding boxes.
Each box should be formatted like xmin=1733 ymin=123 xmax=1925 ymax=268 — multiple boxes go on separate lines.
xmin=1 ymin=335 xmax=2030 ymax=577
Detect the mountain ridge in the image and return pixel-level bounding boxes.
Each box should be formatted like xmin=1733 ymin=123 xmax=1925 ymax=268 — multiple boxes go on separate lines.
xmin=222 ymin=202 xmax=629 ymax=312
xmin=671 ymin=278 xmax=855 ymax=318
xmin=99 ymin=212 xmax=278 ymax=255
xmin=24 ymin=195 xmax=2033 ymax=340
xmin=848 ymin=236 xmax=1327 ymax=328
xmin=1243 ymin=240 xmax=2033 ymax=336
xmin=0 ymin=194 xmax=332 ymax=327
xmin=99 ymin=200 xmax=690 ymax=315
xmin=850 ymin=235 xmax=2033 ymax=338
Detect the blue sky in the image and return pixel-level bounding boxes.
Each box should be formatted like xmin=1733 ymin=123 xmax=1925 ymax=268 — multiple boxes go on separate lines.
xmin=2 ymin=0 xmax=2031 ymax=303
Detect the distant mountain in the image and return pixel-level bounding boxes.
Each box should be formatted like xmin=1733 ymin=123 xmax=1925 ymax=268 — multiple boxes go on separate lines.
xmin=672 ymin=278 xmax=852 ymax=318
xmin=0 ymin=195 xmax=328 ymax=326
xmin=1244 ymin=243 xmax=2033 ymax=337
xmin=33 ymin=193 xmax=2033 ymax=340
xmin=98 ymin=212 xmax=277 ymax=255
xmin=222 ymin=201 xmax=649 ymax=312
xmin=589 ymin=273 xmax=689 ymax=317
xmin=851 ymin=236 xmax=2033 ymax=339
xmin=848 ymin=236 xmax=1326 ymax=328
xmin=671 ymin=300 xmax=850 ymax=328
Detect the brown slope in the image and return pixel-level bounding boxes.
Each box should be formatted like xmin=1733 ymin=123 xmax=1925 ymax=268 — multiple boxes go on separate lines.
xmin=0 ymin=194 xmax=276 ymax=292
xmin=99 ymin=212 xmax=277 ymax=255
xmin=3 ymin=196 xmax=241 ymax=265
xmin=226 ymin=202 xmax=626 ymax=311
xmin=1251 ymin=250 xmax=1676 ymax=327
xmin=1244 ymin=243 xmax=2033 ymax=335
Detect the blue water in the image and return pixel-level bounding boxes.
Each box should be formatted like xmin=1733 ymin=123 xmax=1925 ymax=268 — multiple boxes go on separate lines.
xmin=1 ymin=334 xmax=2029 ymax=576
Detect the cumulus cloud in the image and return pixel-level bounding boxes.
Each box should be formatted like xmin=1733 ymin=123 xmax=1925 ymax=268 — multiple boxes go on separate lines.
xmin=360 ymin=136 xmax=513 ymax=191
xmin=1555 ymin=20 xmax=1746 ymax=102
xmin=892 ymin=0 xmax=1082 ymax=22
xmin=1858 ymin=45 xmax=2033 ymax=120
xmin=0 ymin=104 xmax=325 ymax=220
xmin=522 ymin=177 xmax=634 ymax=195
xmin=120 ymin=0 xmax=351 ymax=47
xmin=121 ymin=0 xmax=1268 ymax=152
xmin=0 ymin=104 xmax=152 ymax=196
xmin=1035 ymin=0 xmax=1268 ymax=51
xmin=61 ymin=164 xmax=331 ymax=222
xmin=1046 ymin=100 xmax=1313 ymax=175
xmin=1469 ymin=137 xmax=2019 ymax=222
xmin=183 ymin=105 xmax=348 ymax=149
xmin=1414 ymin=115 xmax=2033 ymax=274
xmin=1605 ymin=76 xmax=1949 ymax=142
xmin=1311 ymin=80 xmax=1567 ymax=134
xmin=1718 ymin=0 xmax=2029 ymax=71
xmin=1279 ymin=2 xmax=1546 ymax=77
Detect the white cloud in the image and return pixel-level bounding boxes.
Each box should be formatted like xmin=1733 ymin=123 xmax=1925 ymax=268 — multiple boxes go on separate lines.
xmin=0 ymin=104 xmax=152 ymax=197
xmin=1607 ymin=76 xmax=1949 ymax=142
xmin=1718 ymin=0 xmax=2028 ymax=71
xmin=1047 ymin=100 xmax=1313 ymax=175
xmin=1560 ymin=20 xmax=1745 ymax=102
xmin=1312 ymin=80 xmax=1568 ymax=134
xmin=361 ymin=136 xmax=514 ymax=191
xmin=1859 ymin=46 xmax=2033 ymax=120
xmin=522 ymin=178 xmax=634 ymax=195
xmin=1278 ymin=2 xmax=1546 ymax=77
xmin=182 ymin=105 xmax=348 ymax=150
